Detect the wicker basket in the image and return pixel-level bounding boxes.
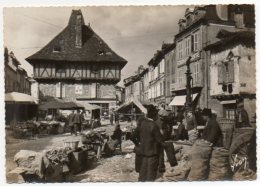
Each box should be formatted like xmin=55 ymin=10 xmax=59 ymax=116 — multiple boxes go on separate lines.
xmin=63 ymin=140 xmax=79 ymax=151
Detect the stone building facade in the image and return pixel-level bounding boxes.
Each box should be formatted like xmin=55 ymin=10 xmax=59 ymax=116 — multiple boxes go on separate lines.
xmin=4 ymin=47 xmax=31 ymax=94
xmin=205 ymin=30 xmax=255 ymax=123
xmin=171 ymin=5 xmax=255 ymax=111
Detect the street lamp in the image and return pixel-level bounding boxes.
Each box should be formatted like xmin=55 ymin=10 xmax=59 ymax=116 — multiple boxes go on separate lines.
xmin=185 ymin=56 xmax=193 ymax=112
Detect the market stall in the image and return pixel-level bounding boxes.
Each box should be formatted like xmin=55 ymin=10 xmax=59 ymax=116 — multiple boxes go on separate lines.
xmin=115 ymin=97 xmax=146 ymax=124
xmin=5 ymin=92 xmax=38 ymax=126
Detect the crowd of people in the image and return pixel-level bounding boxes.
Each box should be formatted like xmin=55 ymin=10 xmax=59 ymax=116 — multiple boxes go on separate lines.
xmin=66 ymin=109 xmax=101 ymax=135
xmin=128 ymin=104 xmax=231 ymax=181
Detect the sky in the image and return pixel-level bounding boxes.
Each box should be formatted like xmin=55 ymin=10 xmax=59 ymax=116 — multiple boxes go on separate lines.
xmin=4 ymin=6 xmax=189 ymax=86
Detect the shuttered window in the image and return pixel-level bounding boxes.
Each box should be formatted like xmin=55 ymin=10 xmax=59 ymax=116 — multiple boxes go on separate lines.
xmin=227 ymin=60 xmax=234 ymax=83
xmin=62 ymin=84 xmax=66 ymax=98
xmin=218 ymin=64 xmax=225 ymax=84
xmin=56 ymin=82 xmax=61 ymax=98
xmin=218 ymin=60 xmax=235 ymax=84
xmin=90 ymin=83 xmax=96 ymax=98
xmin=56 ymin=82 xmax=66 ymax=98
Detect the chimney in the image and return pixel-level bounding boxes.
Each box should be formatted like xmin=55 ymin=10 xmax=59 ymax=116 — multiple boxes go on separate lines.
xmin=69 ymin=10 xmax=85 ymax=48
xmin=75 ymin=12 xmax=83 ymax=48
xmin=234 ymin=6 xmax=245 ymax=28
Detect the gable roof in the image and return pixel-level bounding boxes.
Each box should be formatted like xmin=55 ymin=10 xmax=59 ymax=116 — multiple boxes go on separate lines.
xmin=26 ymin=10 xmax=127 ymax=67
xmin=148 ymin=43 xmax=175 ymax=67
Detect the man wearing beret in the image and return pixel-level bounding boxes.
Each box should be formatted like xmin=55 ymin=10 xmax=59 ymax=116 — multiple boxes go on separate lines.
xmin=131 ymin=104 xmax=164 ymax=181
xmin=201 ymin=108 xmax=222 ymax=146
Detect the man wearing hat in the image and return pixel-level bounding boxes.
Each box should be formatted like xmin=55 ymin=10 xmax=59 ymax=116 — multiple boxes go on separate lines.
xmin=155 ymin=109 xmax=172 ymax=173
xmin=201 ymin=108 xmax=222 ymax=146
xmin=236 ymin=101 xmax=250 ymax=128
xmin=130 ymin=104 xmax=164 ymax=181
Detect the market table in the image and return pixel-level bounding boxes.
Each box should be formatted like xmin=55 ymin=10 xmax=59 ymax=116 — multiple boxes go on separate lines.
xmin=39 ymin=121 xmax=62 ymax=135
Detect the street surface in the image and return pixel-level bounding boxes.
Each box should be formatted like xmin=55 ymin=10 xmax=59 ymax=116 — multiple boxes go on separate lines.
xmin=6 ymin=120 xmax=139 ymax=182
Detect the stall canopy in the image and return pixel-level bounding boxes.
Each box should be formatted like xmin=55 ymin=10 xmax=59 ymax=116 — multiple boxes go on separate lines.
xmin=116 ymin=97 xmax=147 ymax=114
xmin=169 ymin=93 xmax=198 ymax=106
xmin=39 ymin=99 xmax=84 ymax=110
xmin=5 ymin=92 xmax=38 ymax=104
xmin=75 ymin=101 xmax=101 ymax=110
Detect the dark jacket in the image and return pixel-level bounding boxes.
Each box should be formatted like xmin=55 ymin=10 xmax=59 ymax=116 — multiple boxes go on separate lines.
xmin=236 ymin=109 xmax=250 ymax=128
xmin=68 ymin=113 xmax=75 ymax=126
xmin=111 ymin=128 xmax=122 ymax=142
xmin=155 ymin=117 xmax=172 ymax=141
xmin=202 ymin=118 xmax=222 ymax=146
xmin=74 ymin=113 xmax=82 ymax=124
xmin=132 ymin=117 xmax=164 ymax=157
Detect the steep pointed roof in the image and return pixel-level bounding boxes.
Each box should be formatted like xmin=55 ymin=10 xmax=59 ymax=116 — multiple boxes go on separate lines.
xmin=26 ymin=10 xmax=127 ymax=67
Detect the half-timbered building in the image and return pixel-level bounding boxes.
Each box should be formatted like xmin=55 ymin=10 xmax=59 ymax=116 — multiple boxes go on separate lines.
xmin=26 ymin=10 xmax=127 ymax=116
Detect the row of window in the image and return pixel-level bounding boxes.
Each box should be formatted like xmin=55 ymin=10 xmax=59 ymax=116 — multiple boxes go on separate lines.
xmin=149 ymin=59 xmax=165 ymax=82
xmin=148 ymin=81 xmax=165 ymax=99
xmin=177 ymin=31 xmax=199 ymax=60
xmin=5 ymin=78 xmax=30 ymax=94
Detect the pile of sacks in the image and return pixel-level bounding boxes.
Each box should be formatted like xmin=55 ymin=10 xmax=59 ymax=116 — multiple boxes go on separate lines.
xmin=163 ymin=139 xmax=233 ymax=181
xmin=188 ymin=129 xmax=199 ymax=143
xmin=162 ymin=142 xmax=193 ymax=181
xmin=187 ymin=140 xmax=232 ymax=181
xmin=10 ymin=147 xmax=73 ymax=182
xmin=208 ymin=147 xmax=231 ymax=180
xmin=187 ymin=139 xmax=213 ymax=181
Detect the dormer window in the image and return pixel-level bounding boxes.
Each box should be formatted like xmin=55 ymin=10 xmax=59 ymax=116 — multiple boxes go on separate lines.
xmin=53 ymin=46 xmax=61 ymax=53
xmin=97 ymin=50 xmax=105 ymax=55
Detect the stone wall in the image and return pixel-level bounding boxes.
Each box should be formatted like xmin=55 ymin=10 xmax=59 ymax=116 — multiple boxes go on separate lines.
xmin=99 ymin=84 xmax=116 ymax=99
xmin=39 ymin=83 xmax=56 ymax=98
xmin=39 ymin=82 xmax=116 ymax=101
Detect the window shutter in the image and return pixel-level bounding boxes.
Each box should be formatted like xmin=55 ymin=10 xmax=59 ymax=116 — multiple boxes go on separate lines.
xmin=218 ymin=64 xmax=224 ymax=84
xmin=228 ymin=60 xmax=235 ymax=83
xmin=90 ymin=83 xmax=96 ymax=98
xmin=56 ymin=82 xmax=61 ymax=98
xmin=62 ymin=83 xmax=66 ymax=98
xmin=191 ymin=35 xmax=194 ymax=52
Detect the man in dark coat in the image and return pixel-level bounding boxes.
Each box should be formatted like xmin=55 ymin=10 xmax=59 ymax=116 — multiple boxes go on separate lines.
xmin=201 ymin=108 xmax=222 ymax=147
xmin=74 ymin=109 xmax=83 ymax=135
xmin=236 ymin=101 xmax=250 ymax=128
xmin=155 ymin=109 xmax=172 ymax=173
xmin=131 ymin=105 xmax=164 ymax=181
xmin=68 ymin=110 xmax=75 ymax=135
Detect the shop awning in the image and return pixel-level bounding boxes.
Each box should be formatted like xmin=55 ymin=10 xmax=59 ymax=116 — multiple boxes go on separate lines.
xmin=220 ymin=100 xmax=236 ymax=104
xmin=5 ymin=92 xmax=38 ymax=104
xmin=75 ymin=101 xmax=101 ymax=110
xmin=39 ymin=100 xmax=84 ymax=110
xmin=169 ymin=93 xmax=198 ymax=106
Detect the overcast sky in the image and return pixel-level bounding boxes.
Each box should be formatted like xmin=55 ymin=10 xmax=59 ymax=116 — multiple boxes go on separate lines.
xmin=4 ymin=6 xmax=189 ymax=86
